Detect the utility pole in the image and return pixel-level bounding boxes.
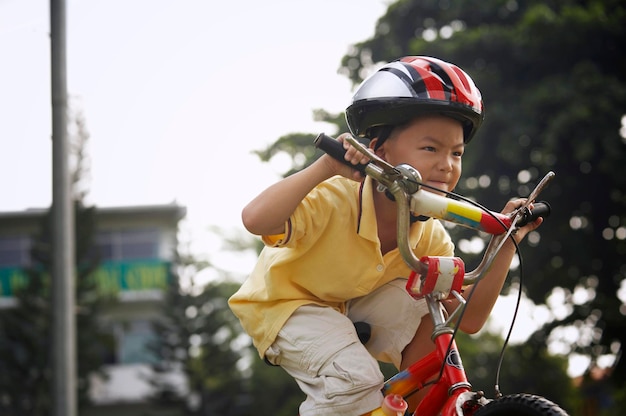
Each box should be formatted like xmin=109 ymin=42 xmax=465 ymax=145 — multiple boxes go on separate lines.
xmin=50 ymin=1 xmax=76 ymax=415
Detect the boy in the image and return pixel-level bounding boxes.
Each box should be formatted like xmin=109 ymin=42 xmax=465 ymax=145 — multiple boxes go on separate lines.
xmin=229 ymin=56 xmax=542 ymax=415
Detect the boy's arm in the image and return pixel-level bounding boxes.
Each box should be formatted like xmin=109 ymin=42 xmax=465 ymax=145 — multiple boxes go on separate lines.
xmin=241 ymin=134 xmax=369 ymax=236
xmin=445 ymin=198 xmax=543 ymax=334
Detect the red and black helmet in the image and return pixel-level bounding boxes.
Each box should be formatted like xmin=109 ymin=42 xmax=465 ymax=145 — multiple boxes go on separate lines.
xmin=345 ymin=56 xmax=484 ymax=143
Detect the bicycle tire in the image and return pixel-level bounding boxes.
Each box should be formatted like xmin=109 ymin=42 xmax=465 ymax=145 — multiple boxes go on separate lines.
xmin=473 ymin=393 xmax=569 ymax=416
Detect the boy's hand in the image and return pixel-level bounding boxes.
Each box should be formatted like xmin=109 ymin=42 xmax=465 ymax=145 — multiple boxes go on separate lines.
xmin=502 ymin=198 xmax=544 ymax=243
xmin=322 ymin=133 xmax=370 ymax=181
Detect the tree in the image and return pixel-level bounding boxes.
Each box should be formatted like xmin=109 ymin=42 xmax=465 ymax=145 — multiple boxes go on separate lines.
xmin=244 ymin=351 xmax=303 ymax=416
xmin=0 ymin=107 xmax=112 ymax=414
xmin=149 ymin=239 xmax=254 ymax=415
xmin=337 ymin=0 xmax=626 ymax=404
xmin=455 ymin=331 xmax=577 ymax=411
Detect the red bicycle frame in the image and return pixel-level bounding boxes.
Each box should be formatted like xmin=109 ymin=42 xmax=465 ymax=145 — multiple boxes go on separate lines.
xmin=382 ymin=259 xmax=482 ymax=415
xmin=382 ymin=313 xmax=482 ymax=415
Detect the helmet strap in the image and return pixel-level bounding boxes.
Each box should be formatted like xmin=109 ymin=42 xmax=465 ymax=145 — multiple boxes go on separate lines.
xmin=370 ymin=125 xmax=394 ymax=151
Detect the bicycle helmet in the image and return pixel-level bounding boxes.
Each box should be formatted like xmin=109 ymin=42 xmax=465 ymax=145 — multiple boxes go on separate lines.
xmin=345 ymin=56 xmax=484 ymax=145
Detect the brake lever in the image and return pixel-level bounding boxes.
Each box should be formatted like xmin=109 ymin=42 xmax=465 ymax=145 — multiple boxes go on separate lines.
xmin=512 ymin=171 xmax=556 ymax=225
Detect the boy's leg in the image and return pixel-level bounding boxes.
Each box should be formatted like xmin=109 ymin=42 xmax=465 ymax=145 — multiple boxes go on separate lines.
xmin=400 ymin=314 xmax=436 ymax=411
xmin=347 ymin=278 xmax=434 ymax=413
xmin=346 ymin=278 xmax=430 ymax=368
xmin=265 ymin=304 xmax=385 ymax=416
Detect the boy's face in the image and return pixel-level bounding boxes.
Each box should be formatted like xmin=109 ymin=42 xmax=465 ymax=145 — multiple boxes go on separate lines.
xmin=373 ymin=115 xmax=464 ymax=194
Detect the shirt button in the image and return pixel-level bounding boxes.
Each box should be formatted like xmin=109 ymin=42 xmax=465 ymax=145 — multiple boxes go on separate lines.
xmin=376 ymin=264 xmax=384 ymax=272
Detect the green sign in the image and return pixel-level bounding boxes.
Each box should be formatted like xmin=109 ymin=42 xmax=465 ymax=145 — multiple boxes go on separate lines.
xmin=0 ymin=268 xmax=28 ymax=297
xmin=0 ymin=260 xmax=171 ymax=298
xmin=93 ymin=260 xmax=170 ymax=296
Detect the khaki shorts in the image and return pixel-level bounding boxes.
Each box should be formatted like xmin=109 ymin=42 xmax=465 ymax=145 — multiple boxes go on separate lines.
xmin=264 ymin=278 xmax=429 ymax=416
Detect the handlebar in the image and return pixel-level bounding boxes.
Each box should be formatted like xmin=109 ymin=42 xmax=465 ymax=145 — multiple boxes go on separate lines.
xmin=516 ymin=201 xmax=551 ymax=227
xmin=314 ymin=133 xmax=368 ymax=174
xmin=314 ymin=133 xmax=554 ymax=286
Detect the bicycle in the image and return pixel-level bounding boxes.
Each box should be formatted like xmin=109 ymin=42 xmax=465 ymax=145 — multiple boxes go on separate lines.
xmin=314 ymin=133 xmax=569 ymax=416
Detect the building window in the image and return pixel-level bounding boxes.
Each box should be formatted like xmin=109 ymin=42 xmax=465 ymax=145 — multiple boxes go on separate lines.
xmin=114 ymin=320 xmax=159 ymax=365
xmin=0 ymin=235 xmax=31 ymax=268
xmin=94 ymin=229 xmax=159 ymax=262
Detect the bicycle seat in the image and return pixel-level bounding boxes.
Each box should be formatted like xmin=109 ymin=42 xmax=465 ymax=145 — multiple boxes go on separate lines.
xmin=354 ymin=321 xmax=371 ymax=345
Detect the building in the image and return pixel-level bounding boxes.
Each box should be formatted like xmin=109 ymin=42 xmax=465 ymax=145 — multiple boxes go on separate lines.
xmin=0 ymin=203 xmax=187 ymax=415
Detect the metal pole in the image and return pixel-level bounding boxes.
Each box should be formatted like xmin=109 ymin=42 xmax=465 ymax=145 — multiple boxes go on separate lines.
xmin=50 ymin=0 xmax=76 ymax=415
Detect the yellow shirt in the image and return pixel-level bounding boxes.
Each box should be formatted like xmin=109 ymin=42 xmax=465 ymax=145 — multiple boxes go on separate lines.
xmin=228 ymin=176 xmax=454 ymax=358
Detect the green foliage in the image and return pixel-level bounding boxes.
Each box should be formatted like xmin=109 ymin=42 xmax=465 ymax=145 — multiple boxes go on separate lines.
xmin=149 ymin=255 xmax=251 ymax=415
xmin=455 ymin=331 xmax=578 ymax=412
xmin=252 ymin=132 xmax=324 ymax=177
xmin=251 ymin=110 xmax=351 ymax=179
xmin=0 ymin=203 xmax=111 ymax=415
xmin=244 ymin=356 xmax=303 ymax=416
xmin=338 ymin=0 xmax=626 ymax=399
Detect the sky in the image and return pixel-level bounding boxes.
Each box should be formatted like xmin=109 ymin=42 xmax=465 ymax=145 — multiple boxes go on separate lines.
xmin=0 ymin=0 xmax=389 ymax=274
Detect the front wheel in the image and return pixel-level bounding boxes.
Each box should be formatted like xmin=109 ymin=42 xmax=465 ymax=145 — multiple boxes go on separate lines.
xmin=473 ymin=393 xmax=569 ymax=416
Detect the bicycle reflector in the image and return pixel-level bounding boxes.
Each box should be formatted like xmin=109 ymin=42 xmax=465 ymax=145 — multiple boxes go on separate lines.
xmin=406 ymin=256 xmax=465 ymax=300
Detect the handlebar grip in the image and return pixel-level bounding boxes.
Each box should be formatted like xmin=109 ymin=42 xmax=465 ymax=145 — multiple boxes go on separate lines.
xmin=314 ymin=133 xmax=368 ymax=174
xmin=517 ymin=201 xmax=551 ymax=227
